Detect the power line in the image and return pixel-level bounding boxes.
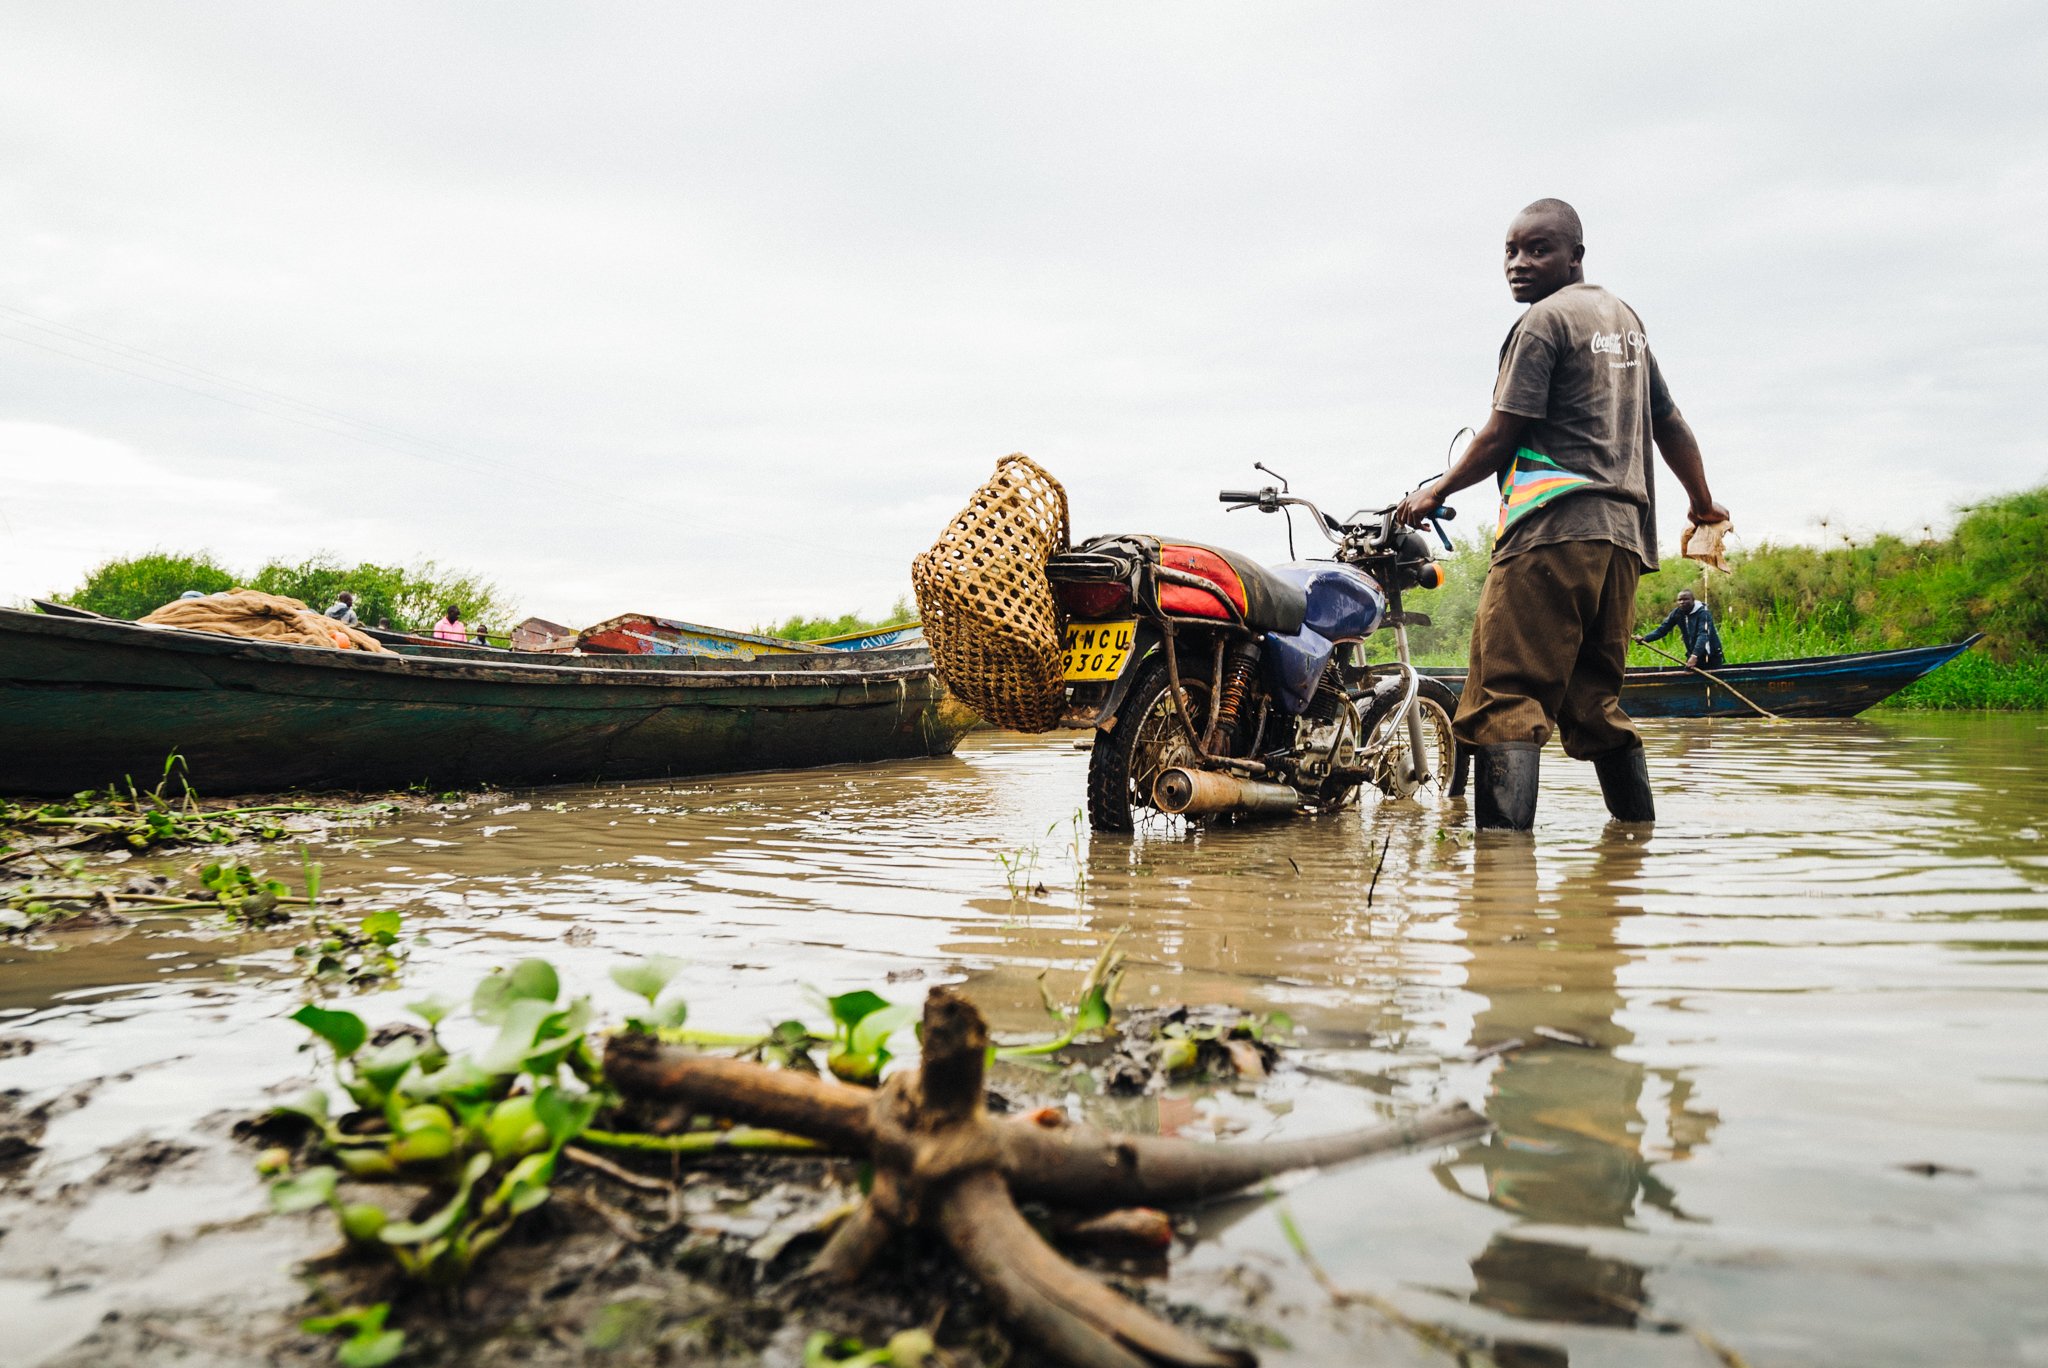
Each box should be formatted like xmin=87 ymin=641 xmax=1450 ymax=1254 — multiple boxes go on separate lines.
xmin=0 ymin=325 xmax=513 ymax=480
xmin=0 ymin=302 xmax=509 ymax=472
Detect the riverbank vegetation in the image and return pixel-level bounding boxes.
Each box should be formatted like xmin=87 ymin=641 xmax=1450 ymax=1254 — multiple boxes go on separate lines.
xmin=1395 ymin=484 xmax=2047 ymax=709
xmin=49 ymin=550 xmax=510 ymax=634
xmin=756 ymin=595 xmax=916 ymax=643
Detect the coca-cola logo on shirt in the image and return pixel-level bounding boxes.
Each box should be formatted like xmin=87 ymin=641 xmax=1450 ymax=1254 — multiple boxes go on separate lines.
xmin=1589 ymin=329 xmax=1647 ymax=367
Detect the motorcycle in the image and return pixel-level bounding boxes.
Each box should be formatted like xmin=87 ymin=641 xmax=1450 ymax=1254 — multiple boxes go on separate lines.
xmin=1047 ymin=466 xmax=1462 ymax=832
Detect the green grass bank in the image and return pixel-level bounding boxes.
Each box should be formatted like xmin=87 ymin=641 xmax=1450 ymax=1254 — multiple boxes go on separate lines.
xmin=46 ymin=552 xmax=511 ymax=637
xmin=1391 ymin=484 xmax=2048 ymax=710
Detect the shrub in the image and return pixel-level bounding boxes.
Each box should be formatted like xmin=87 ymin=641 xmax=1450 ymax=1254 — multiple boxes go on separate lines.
xmin=758 ymin=595 xmax=915 ymax=643
xmin=54 ymin=552 xmax=510 ymax=632
xmin=56 ymin=551 xmax=236 ymax=619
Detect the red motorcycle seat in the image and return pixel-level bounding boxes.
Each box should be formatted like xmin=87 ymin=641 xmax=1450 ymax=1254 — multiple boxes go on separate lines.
xmin=1157 ymin=542 xmax=1307 ymax=633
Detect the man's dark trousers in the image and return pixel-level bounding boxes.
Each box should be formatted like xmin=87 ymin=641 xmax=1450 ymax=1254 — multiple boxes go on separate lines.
xmin=1455 ymin=539 xmax=1642 ymax=759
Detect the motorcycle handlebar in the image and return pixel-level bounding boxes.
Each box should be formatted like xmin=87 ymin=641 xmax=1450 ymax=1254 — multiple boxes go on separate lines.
xmin=1214 ymin=477 xmax=1454 ymax=552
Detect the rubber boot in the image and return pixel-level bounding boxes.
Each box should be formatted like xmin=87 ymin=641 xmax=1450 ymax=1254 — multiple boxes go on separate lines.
xmin=1473 ymin=743 xmax=1540 ymax=832
xmin=1592 ymin=745 xmax=1655 ymax=823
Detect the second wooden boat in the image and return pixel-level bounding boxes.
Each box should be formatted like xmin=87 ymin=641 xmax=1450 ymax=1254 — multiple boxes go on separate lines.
xmin=1420 ymin=637 xmax=1983 ymax=719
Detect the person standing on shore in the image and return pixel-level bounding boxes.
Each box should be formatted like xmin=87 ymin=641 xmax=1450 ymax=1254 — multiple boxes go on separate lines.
xmin=432 ymin=605 xmax=467 ymax=643
xmin=1394 ymin=198 xmax=1729 ymax=832
xmin=1637 ymin=588 xmax=1725 ymax=669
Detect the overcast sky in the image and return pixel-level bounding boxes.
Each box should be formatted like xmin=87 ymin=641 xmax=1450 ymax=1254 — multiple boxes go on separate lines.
xmin=2 ymin=3 xmax=2043 ymax=628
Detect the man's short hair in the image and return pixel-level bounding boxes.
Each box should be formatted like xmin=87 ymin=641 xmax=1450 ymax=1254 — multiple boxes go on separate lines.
xmin=1519 ymin=198 xmax=1583 ymax=247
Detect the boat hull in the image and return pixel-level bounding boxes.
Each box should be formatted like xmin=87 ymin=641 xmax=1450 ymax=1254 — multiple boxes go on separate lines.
xmin=0 ymin=609 xmax=975 ymax=795
xmin=1419 ymin=637 xmax=1982 ymax=719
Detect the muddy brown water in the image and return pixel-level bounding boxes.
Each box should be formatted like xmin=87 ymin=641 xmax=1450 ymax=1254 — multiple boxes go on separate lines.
xmin=4 ymin=716 xmax=2047 ymax=1366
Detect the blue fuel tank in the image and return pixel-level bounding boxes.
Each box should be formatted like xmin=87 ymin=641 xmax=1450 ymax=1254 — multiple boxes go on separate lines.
xmin=1259 ymin=562 xmax=1388 ymax=715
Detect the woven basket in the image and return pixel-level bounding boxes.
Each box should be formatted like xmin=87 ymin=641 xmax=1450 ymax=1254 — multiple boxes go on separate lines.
xmin=912 ymin=453 xmax=1071 ymax=732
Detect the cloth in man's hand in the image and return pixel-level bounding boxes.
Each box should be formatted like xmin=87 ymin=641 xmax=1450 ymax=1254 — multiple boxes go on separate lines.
xmin=1680 ymin=519 xmax=1733 ymax=573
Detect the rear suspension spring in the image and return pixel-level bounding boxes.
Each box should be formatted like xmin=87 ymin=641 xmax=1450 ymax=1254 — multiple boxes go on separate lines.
xmin=1203 ymin=642 xmax=1262 ymax=752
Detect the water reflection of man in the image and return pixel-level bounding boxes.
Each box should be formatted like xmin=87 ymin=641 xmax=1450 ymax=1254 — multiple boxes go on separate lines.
xmin=1438 ymin=836 xmax=1719 ymax=1336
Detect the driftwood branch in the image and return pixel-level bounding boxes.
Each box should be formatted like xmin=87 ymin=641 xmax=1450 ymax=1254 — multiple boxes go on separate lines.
xmin=940 ymin=1169 xmax=1250 ymax=1368
xmin=603 ymin=988 xmax=1489 ymax=1368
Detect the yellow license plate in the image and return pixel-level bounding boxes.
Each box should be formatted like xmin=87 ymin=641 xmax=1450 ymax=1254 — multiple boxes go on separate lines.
xmin=1062 ymin=620 xmax=1138 ymax=681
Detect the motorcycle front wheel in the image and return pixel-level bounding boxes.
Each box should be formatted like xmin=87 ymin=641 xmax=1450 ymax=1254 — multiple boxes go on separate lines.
xmin=1086 ymin=656 xmax=1209 ymax=833
xmin=1358 ymin=677 xmax=1460 ymax=803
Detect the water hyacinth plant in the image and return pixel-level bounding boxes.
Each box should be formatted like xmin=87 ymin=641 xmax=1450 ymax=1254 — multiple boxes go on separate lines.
xmin=270 ymin=957 xmax=604 ymax=1285
xmin=997 ymin=932 xmax=1126 ymax=1060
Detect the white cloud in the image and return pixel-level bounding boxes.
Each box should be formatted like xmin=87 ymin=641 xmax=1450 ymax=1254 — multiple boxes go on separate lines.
xmin=1 ymin=4 xmax=2044 ymax=626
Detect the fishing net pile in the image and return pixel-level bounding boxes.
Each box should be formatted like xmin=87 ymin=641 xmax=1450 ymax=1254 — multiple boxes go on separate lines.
xmin=139 ymin=590 xmax=391 ymax=653
xmin=912 ymin=453 xmax=1070 ymax=732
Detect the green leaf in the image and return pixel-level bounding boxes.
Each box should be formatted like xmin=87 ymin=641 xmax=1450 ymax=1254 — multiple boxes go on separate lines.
xmin=360 ymin=908 xmax=402 ymax=944
xmin=338 ymin=1329 xmax=406 ymax=1368
xmin=473 ymin=959 xmax=561 ymax=1023
xmin=608 ymin=956 xmax=683 ymax=1006
xmin=826 ymin=989 xmax=890 ymax=1032
xmin=380 ymin=1151 xmax=489 ymax=1245
xmin=1071 ymin=934 xmax=1126 ymax=1037
xmin=1073 ymin=983 xmax=1114 ymax=1036
xmin=533 ymin=1084 xmax=602 ymax=1150
xmin=410 ymin=1055 xmax=497 ymax=1102
xmin=483 ymin=1150 xmax=556 ymax=1219
xmin=354 ymin=1040 xmax=421 ymax=1097
xmin=654 ymin=997 xmax=689 ymax=1029
xmin=484 ymin=1095 xmax=547 ymax=1161
xmin=269 ymin=1165 xmax=339 ymax=1214
xmin=304 ymin=1304 xmax=383 ymax=1336
xmin=335 ymin=1147 xmax=399 ymax=1178
xmin=406 ymin=993 xmax=458 ymax=1027
xmin=506 ymin=1182 xmax=552 ymax=1217
xmin=476 ymin=996 xmax=554 ymax=1074
xmin=396 ymin=1103 xmax=454 ymax=1136
xmin=305 ymin=1306 xmax=405 ymax=1368
xmin=510 ymin=958 xmax=560 ymax=1002
xmin=517 ymin=998 xmax=593 ymax=1076
xmin=849 ymin=1001 xmax=918 ymax=1059
xmin=291 ymin=1003 xmax=368 ymax=1058
xmin=828 ymin=1051 xmax=881 ymax=1085
xmin=1158 ymin=1036 xmax=1200 ymax=1075
xmin=886 ymin=1329 xmax=937 ymax=1367
xmin=390 ymin=1127 xmax=455 ymax=1165
xmin=340 ymin=1202 xmax=388 ymax=1243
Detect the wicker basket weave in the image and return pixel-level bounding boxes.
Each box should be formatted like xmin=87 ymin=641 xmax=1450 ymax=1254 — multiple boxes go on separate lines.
xmin=911 ymin=453 xmax=1071 ymax=732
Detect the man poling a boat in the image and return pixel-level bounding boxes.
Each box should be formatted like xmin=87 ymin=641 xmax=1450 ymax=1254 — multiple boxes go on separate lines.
xmin=1638 ymin=588 xmax=1725 ymax=670
xmin=1393 ymin=197 xmax=1731 ymax=833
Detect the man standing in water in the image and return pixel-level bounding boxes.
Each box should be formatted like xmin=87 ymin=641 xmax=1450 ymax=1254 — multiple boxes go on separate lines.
xmin=1395 ymin=199 xmax=1729 ymax=831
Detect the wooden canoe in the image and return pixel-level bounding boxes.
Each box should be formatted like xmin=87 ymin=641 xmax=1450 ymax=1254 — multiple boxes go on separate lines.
xmin=812 ymin=624 xmax=925 ymax=651
xmin=0 ymin=606 xmax=975 ymax=795
xmin=1420 ymin=636 xmax=1983 ymax=719
xmin=575 ymin=613 xmax=824 ymax=659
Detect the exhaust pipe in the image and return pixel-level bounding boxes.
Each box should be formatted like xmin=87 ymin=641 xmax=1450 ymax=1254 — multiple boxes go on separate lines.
xmin=1153 ymin=766 xmax=1300 ymax=817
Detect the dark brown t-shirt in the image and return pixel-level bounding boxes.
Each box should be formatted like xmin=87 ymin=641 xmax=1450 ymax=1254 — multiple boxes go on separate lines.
xmin=1490 ymin=282 xmax=1677 ymax=569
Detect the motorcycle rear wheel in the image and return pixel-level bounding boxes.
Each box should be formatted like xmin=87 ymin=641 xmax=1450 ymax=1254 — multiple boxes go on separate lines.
xmin=1086 ymin=657 xmax=1210 ymax=833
